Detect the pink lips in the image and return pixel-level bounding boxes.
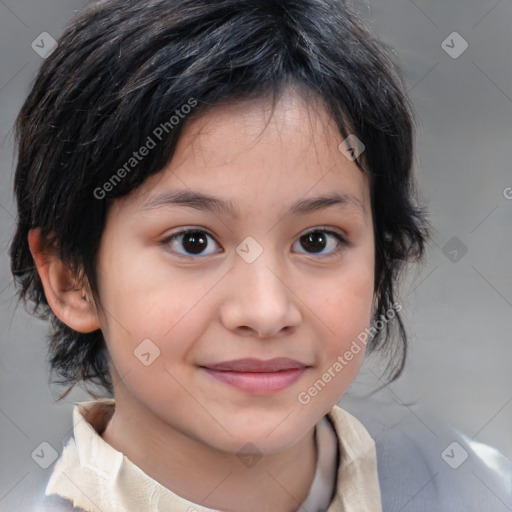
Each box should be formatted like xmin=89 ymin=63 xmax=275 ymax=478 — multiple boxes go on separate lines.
xmin=201 ymin=357 xmax=308 ymax=394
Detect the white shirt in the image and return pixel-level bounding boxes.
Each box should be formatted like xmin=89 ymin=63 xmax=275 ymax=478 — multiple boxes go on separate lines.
xmin=44 ymin=399 xmax=382 ymax=511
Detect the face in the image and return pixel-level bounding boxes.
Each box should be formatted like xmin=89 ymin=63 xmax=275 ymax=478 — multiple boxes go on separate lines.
xmin=94 ymin=89 xmax=375 ymax=455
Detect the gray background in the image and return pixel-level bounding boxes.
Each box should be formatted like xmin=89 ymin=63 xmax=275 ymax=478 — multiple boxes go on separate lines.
xmin=1 ymin=0 xmax=511 ymax=509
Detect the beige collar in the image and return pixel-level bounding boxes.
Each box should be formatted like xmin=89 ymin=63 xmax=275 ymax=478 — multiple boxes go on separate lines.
xmin=45 ymin=399 xmax=381 ymax=511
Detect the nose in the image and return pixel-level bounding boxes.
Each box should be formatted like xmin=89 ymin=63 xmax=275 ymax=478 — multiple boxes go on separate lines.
xmin=219 ymin=250 xmax=302 ymax=338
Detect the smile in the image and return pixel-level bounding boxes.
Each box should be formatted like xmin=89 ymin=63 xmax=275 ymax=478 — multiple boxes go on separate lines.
xmin=201 ymin=367 xmax=307 ymax=394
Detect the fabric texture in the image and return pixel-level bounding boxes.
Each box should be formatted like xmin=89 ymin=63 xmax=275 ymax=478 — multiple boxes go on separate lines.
xmin=26 ymin=395 xmax=512 ymax=512
xmin=41 ymin=398 xmax=382 ymax=512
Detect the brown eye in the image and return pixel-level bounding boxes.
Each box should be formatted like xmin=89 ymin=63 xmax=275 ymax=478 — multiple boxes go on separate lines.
xmin=181 ymin=231 xmax=208 ymax=254
xmin=294 ymin=229 xmax=347 ymax=257
xmin=300 ymin=231 xmax=328 ymax=253
xmin=165 ymin=229 xmax=220 ymax=258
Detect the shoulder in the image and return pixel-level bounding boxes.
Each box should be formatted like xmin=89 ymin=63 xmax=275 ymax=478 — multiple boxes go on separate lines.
xmin=21 ymin=399 xmax=115 ymax=512
xmin=340 ymin=394 xmax=512 ymax=512
xmin=11 ymin=467 xmax=85 ymax=512
xmin=29 ymin=494 xmax=81 ymax=512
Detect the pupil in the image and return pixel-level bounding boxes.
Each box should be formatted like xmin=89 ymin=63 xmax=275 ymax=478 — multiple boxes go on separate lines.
xmin=183 ymin=232 xmax=207 ymax=254
xmin=302 ymin=232 xmax=326 ymax=253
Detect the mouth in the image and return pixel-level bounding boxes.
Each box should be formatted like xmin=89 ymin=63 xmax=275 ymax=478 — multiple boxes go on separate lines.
xmin=200 ymin=358 xmax=309 ymax=394
xmin=203 ymin=357 xmax=308 ymax=372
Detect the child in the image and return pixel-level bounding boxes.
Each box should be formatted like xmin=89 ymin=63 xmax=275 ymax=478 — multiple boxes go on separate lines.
xmin=9 ymin=0 xmax=430 ymax=510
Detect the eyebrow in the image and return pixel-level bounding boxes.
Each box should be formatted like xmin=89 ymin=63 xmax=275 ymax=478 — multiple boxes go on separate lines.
xmin=140 ymin=189 xmax=365 ymax=218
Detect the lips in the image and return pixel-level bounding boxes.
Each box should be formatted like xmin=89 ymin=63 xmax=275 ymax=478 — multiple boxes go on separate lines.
xmin=203 ymin=357 xmax=307 ymax=372
xmin=200 ymin=357 xmax=309 ymax=394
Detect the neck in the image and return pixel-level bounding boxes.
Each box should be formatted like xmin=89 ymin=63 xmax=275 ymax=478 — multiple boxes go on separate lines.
xmin=100 ymin=382 xmax=318 ymax=512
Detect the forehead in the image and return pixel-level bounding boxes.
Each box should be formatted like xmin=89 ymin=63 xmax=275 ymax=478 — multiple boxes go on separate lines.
xmin=119 ymin=89 xmax=371 ymax=223
xmin=173 ymin=90 xmax=350 ymax=169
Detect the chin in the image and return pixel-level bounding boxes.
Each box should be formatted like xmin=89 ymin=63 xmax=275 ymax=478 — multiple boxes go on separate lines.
xmin=201 ymin=418 xmax=314 ymax=456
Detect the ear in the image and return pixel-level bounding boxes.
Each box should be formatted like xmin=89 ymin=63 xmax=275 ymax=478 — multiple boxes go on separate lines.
xmin=27 ymin=228 xmax=101 ymax=333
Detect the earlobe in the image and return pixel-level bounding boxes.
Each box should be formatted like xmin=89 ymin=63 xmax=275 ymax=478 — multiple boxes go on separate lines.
xmin=27 ymin=228 xmax=101 ymax=333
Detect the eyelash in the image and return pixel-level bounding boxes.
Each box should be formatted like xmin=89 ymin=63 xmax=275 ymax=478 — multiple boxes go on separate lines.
xmin=160 ymin=227 xmax=351 ymax=260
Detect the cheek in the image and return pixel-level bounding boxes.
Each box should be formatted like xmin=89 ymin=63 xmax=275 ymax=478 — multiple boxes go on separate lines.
xmin=300 ymin=260 xmax=374 ymax=391
xmin=300 ymin=292 xmax=371 ymax=413
xmin=97 ymin=243 xmax=202 ymax=336
xmin=311 ymin=260 xmax=374 ymax=336
xmin=329 ymin=282 xmax=374 ymax=344
xmin=96 ymin=251 xmax=219 ymax=381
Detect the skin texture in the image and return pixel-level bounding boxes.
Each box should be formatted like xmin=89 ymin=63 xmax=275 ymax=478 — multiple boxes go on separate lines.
xmin=29 ymin=89 xmax=376 ymax=512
